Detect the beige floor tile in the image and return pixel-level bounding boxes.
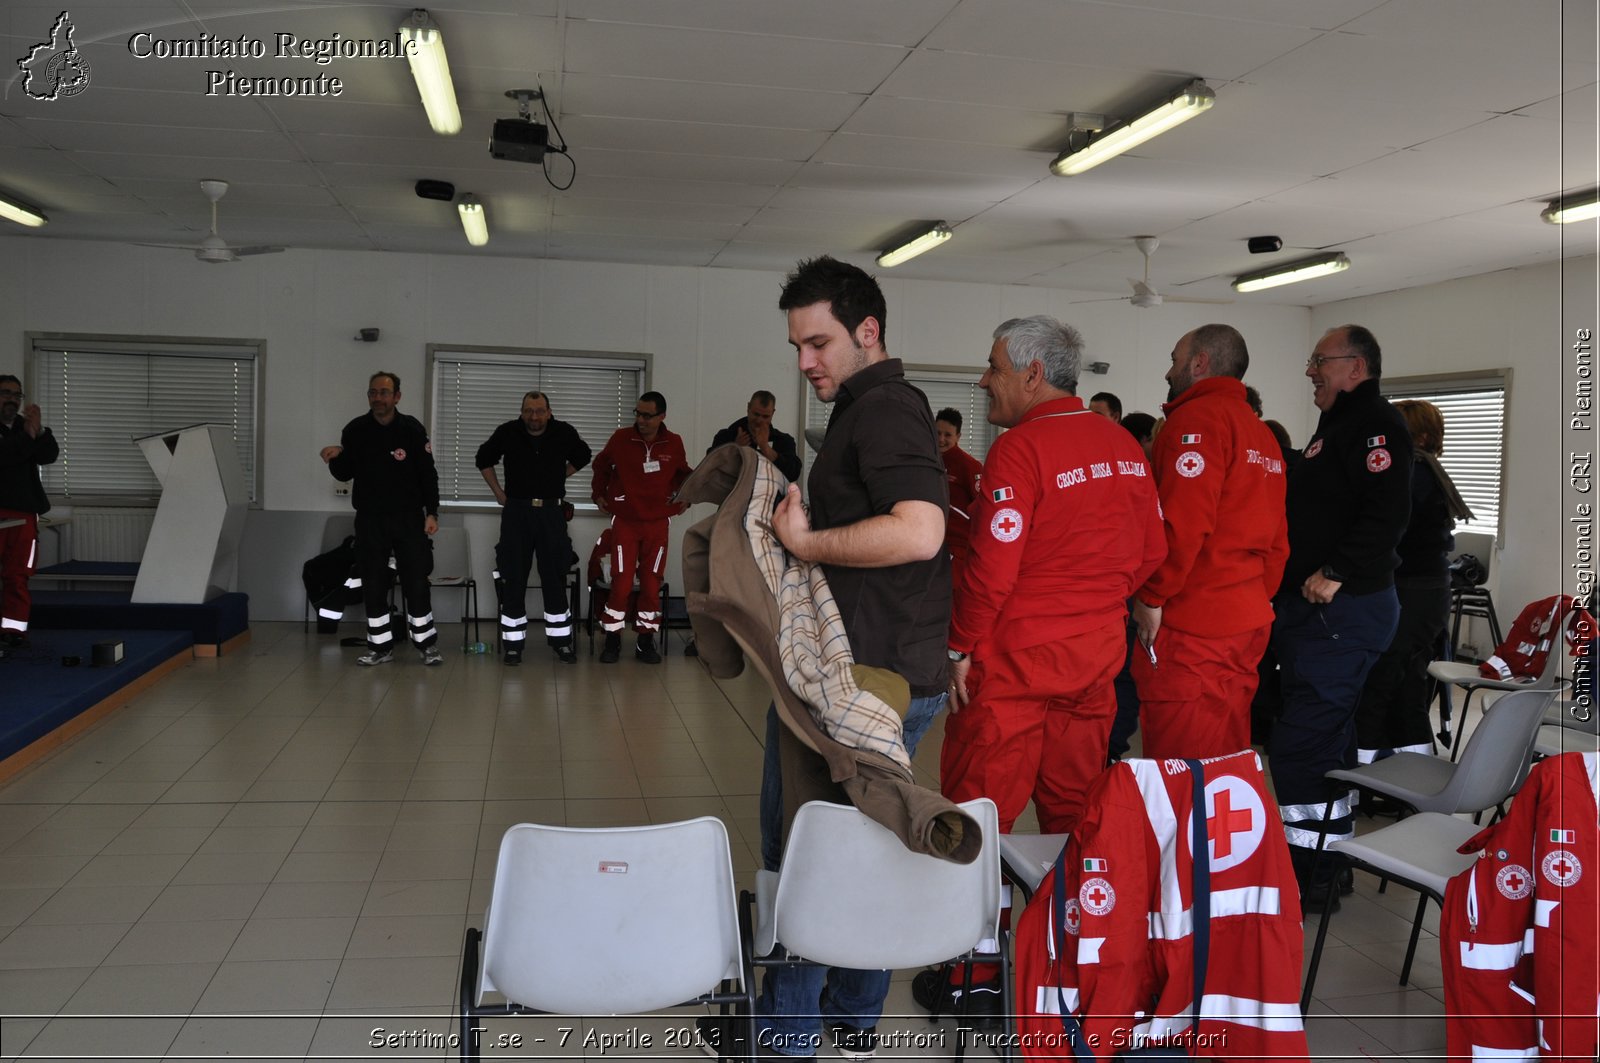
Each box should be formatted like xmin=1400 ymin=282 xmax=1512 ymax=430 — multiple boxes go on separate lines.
xmin=292 ymin=823 xmax=393 ymax=853
xmin=0 ymin=922 xmax=131 ymax=969
xmin=38 ymin=804 xmax=144 ymax=831
xmin=195 ymin=825 xmax=305 ymax=855
xmin=1327 ymin=987 xmax=1448 ymax=1055
xmin=253 ymin=880 xmax=371 ymax=920
xmin=345 ymin=914 xmax=465 ymax=958
xmin=273 ymin=850 xmax=382 ymax=883
xmin=1 ymin=1015 xmax=48 ymax=1056
xmin=17 ymin=1015 xmax=184 ymax=1059
xmin=0 ymin=966 xmax=95 ymax=1014
xmin=306 ymin=801 xmax=403 ymax=827
xmin=23 ymin=884 xmax=162 ymax=926
xmin=0 ymin=853 xmax=92 ymax=889
xmin=103 ymin=919 xmax=245 ymax=966
xmin=172 ymin=851 xmax=287 ymax=885
xmin=322 ymin=779 xmax=412 ymax=802
xmin=168 ymin=1014 xmax=320 ymax=1060
xmin=0 ymin=888 xmax=53 ymax=927
xmin=64 ymin=852 xmax=189 ymax=888
xmin=383 ymin=822 xmax=481 ymax=853
xmin=141 ymin=882 xmax=268 ymax=923
xmin=100 ymin=826 xmax=217 ymax=855
xmin=61 ymin=960 xmax=219 ymax=1014
xmin=360 ymin=879 xmax=472 ymax=918
xmin=196 ymin=957 xmax=340 ymax=1012
xmin=226 ymin=916 xmax=357 ymax=962
xmin=158 ymin=779 xmax=257 ymax=803
xmin=327 ymin=955 xmax=457 ymax=1009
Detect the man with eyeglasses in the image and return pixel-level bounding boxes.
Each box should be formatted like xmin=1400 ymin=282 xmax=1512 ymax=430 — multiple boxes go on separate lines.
xmin=0 ymin=375 xmax=58 ymax=648
xmin=1270 ymin=325 xmax=1411 ymax=911
xmin=591 ymin=391 xmax=690 ymax=664
xmin=475 ymin=392 xmax=591 ymax=666
xmin=320 ymin=371 xmax=443 ymax=667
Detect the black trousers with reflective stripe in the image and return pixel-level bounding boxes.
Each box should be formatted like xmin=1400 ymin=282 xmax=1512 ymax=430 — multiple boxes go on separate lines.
xmin=496 ymin=501 xmax=573 ymax=641
xmin=354 ymin=509 xmax=432 ymax=630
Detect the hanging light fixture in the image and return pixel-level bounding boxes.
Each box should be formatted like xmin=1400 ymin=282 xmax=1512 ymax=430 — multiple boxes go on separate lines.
xmin=1232 ymin=252 xmax=1350 ymax=293
xmin=457 ymin=195 xmax=488 ymax=246
xmin=0 ymin=192 xmax=47 ymax=228
xmin=400 ymin=9 xmax=461 ymax=135
xmin=876 ymin=223 xmax=953 ymax=268
xmin=1050 ymin=80 xmax=1215 ymax=177
xmin=1541 ymin=188 xmax=1600 ymax=225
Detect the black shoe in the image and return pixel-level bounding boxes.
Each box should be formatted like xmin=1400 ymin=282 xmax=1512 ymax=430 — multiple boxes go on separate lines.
xmin=829 ymin=1023 xmax=877 ymax=1061
xmin=1338 ymin=864 xmax=1355 ymax=896
xmin=910 ymin=968 xmax=1001 ymax=1029
xmin=553 ymin=641 xmax=577 ymax=664
xmin=504 ymin=646 xmax=523 ymax=666
xmin=636 ymin=632 xmax=662 ymax=664
xmin=685 ymin=637 xmax=699 ymax=657
xmin=599 ymin=633 xmax=621 ymax=664
xmin=0 ymin=631 xmax=28 ymax=649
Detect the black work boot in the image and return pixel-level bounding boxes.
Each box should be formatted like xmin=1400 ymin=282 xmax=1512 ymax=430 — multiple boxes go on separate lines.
xmin=599 ymin=632 xmax=621 ymax=664
xmin=636 ymin=632 xmax=662 ymax=664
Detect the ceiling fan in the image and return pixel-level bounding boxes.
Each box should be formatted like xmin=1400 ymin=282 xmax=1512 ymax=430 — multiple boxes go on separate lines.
xmin=141 ymin=180 xmax=285 ymax=264
xmin=1074 ymin=236 xmax=1232 ymax=308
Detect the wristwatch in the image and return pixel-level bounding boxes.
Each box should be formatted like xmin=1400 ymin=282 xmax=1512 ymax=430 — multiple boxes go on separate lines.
xmin=1320 ymin=564 xmax=1345 ymax=582
xmin=947 ymin=648 xmax=969 ymax=662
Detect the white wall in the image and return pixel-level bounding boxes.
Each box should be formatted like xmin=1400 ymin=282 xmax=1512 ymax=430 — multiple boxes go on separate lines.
xmin=1 ymin=236 xmax=1313 ymax=619
xmin=1312 ymin=254 xmax=1600 ymax=625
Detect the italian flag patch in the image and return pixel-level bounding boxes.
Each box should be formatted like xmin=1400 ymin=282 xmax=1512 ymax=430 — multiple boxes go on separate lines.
xmin=1180 ymin=433 xmax=1201 ymax=444
xmin=1552 ymin=828 xmax=1575 ymax=843
xmin=1083 ymin=857 xmax=1107 ymax=872
xmin=992 ymin=486 xmax=1014 ymax=502
xmin=1367 ymin=435 xmax=1386 ymax=447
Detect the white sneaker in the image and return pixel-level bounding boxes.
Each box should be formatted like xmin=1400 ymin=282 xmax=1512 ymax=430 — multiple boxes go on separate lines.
xmin=356 ymin=648 xmax=393 ymax=666
xmin=420 ymin=646 xmax=444 ymax=667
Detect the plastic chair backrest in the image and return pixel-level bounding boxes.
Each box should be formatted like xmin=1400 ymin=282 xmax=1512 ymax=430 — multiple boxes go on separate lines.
xmin=1450 ymin=531 xmax=1495 ymax=576
xmin=429 ymin=527 xmax=471 ymax=583
xmin=478 ymin=818 xmax=743 ymax=1014
xmin=769 ymin=797 xmax=999 ymax=970
xmin=319 ymin=513 xmax=355 ymax=553
xmin=1441 ymin=687 xmax=1558 ymax=812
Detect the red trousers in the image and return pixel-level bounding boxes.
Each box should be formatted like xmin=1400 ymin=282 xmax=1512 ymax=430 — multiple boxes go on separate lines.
xmin=1132 ymin=622 xmax=1270 ymax=760
xmin=603 ymin=516 xmax=668 ymax=633
xmin=941 ymin=619 xmax=1124 ymax=834
xmin=0 ymin=509 xmax=38 ymax=634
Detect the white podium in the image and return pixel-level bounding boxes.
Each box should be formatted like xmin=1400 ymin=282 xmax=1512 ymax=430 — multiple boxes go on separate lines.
xmin=131 ymin=423 xmax=249 ymax=604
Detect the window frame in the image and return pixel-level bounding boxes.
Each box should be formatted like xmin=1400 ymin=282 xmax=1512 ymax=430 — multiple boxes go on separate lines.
xmin=1382 ymin=367 xmax=1510 ymax=541
xmin=425 ymin=344 xmax=651 ymax=512
xmin=24 ymin=331 xmax=265 ymax=507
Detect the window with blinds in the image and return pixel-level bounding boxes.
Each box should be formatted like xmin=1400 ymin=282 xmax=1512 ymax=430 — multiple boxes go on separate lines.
xmin=428 ymin=347 xmax=647 ymax=507
xmin=28 ymin=335 xmax=261 ymax=503
xmin=802 ymin=366 xmax=994 ymax=472
xmin=1384 ymin=372 xmax=1507 ymax=539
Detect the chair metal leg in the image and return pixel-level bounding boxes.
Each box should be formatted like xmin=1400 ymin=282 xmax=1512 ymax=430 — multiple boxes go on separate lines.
xmin=1399 ymin=892 xmax=1429 ymax=986
xmin=459 ymin=927 xmax=482 ymax=1063
xmin=1300 ymin=876 xmax=1341 ymax=1013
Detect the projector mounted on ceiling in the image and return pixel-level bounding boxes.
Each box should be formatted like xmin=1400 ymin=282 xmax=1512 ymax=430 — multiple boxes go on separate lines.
xmin=491 ymin=89 xmax=549 ymax=164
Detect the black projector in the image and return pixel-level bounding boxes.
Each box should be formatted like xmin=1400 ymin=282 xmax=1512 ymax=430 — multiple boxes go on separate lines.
xmin=490 ymin=118 xmax=548 ymax=163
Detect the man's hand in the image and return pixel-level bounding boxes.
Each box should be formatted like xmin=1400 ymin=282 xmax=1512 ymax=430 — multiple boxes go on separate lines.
xmin=735 ymin=425 xmax=753 ymax=448
xmin=948 ymin=655 xmax=973 ymax=711
xmin=424 ymin=515 xmax=438 ymax=536
xmin=1301 ymin=571 xmax=1342 ymax=604
xmin=320 ymin=445 xmax=342 ymax=463
xmin=772 ymin=483 xmax=813 ymax=558
xmin=594 ymin=498 xmax=610 ymax=515
xmin=23 ymin=404 xmax=42 ymax=438
xmin=1132 ymin=600 xmax=1162 ymax=648
xmin=492 ymin=486 xmax=508 ymax=506
xmin=750 ymin=421 xmax=771 ymax=448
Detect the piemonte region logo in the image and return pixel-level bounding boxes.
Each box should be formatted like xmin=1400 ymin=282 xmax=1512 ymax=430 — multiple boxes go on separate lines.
xmin=17 ymin=12 xmax=93 ymax=101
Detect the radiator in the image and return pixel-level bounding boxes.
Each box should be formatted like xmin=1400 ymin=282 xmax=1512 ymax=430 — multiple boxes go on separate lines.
xmin=68 ymin=507 xmax=156 ymax=562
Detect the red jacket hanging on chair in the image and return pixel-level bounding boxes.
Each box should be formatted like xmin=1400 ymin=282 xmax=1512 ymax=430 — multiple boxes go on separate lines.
xmin=1479 ymin=594 xmax=1596 ymax=681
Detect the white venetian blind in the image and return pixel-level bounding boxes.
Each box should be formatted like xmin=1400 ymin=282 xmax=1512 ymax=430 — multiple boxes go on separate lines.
xmin=430 ymin=348 xmax=646 ymax=506
xmin=31 ymin=338 xmax=259 ymax=502
xmin=1384 ymin=375 xmax=1506 ymax=539
xmin=802 ymin=368 xmax=996 ymax=471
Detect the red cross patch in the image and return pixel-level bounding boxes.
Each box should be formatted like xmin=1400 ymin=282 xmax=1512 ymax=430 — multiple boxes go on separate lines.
xmin=990 ymin=507 xmax=1024 ymax=543
xmin=1496 ymin=864 xmax=1533 ymax=899
xmin=392 ymin=448 xmax=407 ymax=461
xmin=1175 ymin=450 xmax=1205 ymax=479
xmin=1304 ymin=439 xmax=1324 ymax=459
xmin=1366 ymin=447 xmax=1391 ymax=473
xmin=1542 ymin=849 xmax=1582 ymax=887
xmin=1080 ymin=877 xmax=1115 ymax=916
xmin=1062 ymin=897 xmax=1081 ymax=936
xmin=1188 ymin=774 xmax=1266 ymax=873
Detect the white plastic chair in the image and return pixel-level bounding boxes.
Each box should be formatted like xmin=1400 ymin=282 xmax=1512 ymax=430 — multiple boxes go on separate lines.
xmin=1535 ymin=699 xmax=1600 ymax=757
xmin=459 ymin=817 xmax=753 ymax=1062
xmin=427 ymin=526 xmax=481 ymax=650
xmin=748 ymin=798 xmax=1003 ymax=1059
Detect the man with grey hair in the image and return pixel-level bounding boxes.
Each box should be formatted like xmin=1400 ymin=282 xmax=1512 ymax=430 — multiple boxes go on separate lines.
xmin=1130 ymin=325 xmax=1288 ymax=759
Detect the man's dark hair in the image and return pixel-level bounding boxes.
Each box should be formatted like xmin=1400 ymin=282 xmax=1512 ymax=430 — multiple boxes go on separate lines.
xmin=935 ymin=407 xmax=962 ymax=432
xmin=1190 ymin=323 xmax=1250 ymax=380
xmin=1265 ymin=419 xmax=1294 ymax=456
xmin=523 ymin=390 xmax=551 ymax=409
xmin=0 ymin=374 xmax=19 ymax=390
xmin=750 ymin=390 xmax=776 ymax=407
xmin=1243 ymin=384 xmax=1264 ymax=417
xmin=1121 ymin=411 xmax=1157 ymax=444
xmin=370 ymin=371 xmax=401 ymax=393
xmin=1089 ymin=391 xmax=1122 ymax=420
xmin=1332 ymin=324 xmax=1383 ymax=378
xmin=778 ymin=256 xmax=887 ymax=346
xmin=640 ymin=391 xmax=667 ymax=416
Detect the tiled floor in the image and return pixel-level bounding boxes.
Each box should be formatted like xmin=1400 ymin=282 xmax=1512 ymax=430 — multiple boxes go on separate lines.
xmin=0 ymin=623 xmax=1451 ymax=1060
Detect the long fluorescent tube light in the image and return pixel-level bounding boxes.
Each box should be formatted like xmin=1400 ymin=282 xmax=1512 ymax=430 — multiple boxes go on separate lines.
xmin=457 ymin=195 xmax=488 ymax=246
xmin=1050 ymin=80 xmax=1215 ymax=177
xmin=1541 ymin=188 xmax=1600 ymax=224
xmin=0 ymin=193 xmax=47 ymax=227
xmin=400 ymin=9 xmax=461 ymax=135
xmin=876 ymin=223 xmax=953 ymax=268
xmin=1232 ymin=252 xmax=1350 ymax=293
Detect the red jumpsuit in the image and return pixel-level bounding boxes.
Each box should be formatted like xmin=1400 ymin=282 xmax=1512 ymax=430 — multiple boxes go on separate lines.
xmin=1012 ymin=752 xmax=1309 ymax=1062
xmin=1132 ymin=377 xmax=1288 ymax=759
xmin=942 ymin=444 xmax=983 ymax=588
xmin=1440 ymin=751 xmax=1598 ymax=1062
xmin=590 ymin=426 xmax=690 ymax=634
xmin=946 ymin=397 xmax=1164 ymax=833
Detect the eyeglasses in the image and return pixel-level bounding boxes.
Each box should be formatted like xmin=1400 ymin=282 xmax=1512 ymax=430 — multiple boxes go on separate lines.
xmin=634 ymin=409 xmax=661 ymax=419
xmin=1305 ymin=354 xmax=1359 ymax=370
xmin=0 ymin=388 xmax=22 ymax=399
xmin=367 ymin=389 xmax=396 ymax=398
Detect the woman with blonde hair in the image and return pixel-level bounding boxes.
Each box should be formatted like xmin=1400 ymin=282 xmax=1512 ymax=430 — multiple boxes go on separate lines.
xmin=1353 ymin=398 xmax=1472 ymax=766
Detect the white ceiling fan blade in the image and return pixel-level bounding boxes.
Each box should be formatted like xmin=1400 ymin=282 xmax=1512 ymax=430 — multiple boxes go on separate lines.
xmin=1128 ymin=277 xmax=1158 ymax=298
xmin=230 ymin=246 xmax=286 ymax=257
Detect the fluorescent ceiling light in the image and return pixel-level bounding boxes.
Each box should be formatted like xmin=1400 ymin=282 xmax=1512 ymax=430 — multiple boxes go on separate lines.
xmin=0 ymin=193 xmax=47 ymax=227
xmin=400 ymin=9 xmax=461 ymax=135
xmin=876 ymin=223 xmax=952 ymax=268
xmin=457 ymin=195 xmax=488 ymax=246
xmin=1232 ymin=252 xmax=1350 ymax=293
xmin=1050 ymin=80 xmax=1215 ymax=177
xmin=1541 ymin=188 xmax=1600 ymax=224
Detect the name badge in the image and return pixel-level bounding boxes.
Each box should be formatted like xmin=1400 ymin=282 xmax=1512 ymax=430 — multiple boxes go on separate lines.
xmin=643 ymin=460 xmax=661 ymax=473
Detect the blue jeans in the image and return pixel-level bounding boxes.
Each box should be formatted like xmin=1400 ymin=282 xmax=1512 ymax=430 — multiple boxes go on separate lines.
xmin=756 ymin=692 xmax=947 ymax=1055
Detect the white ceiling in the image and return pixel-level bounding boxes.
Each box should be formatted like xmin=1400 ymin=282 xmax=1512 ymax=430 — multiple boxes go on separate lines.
xmin=1 ymin=0 xmax=1595 ymax=305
